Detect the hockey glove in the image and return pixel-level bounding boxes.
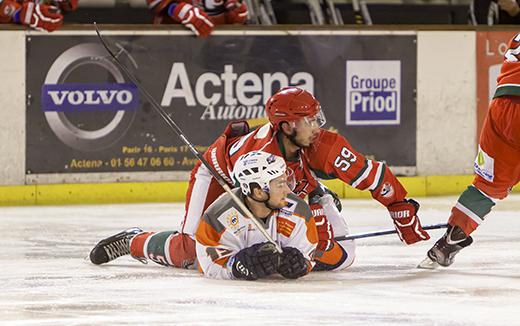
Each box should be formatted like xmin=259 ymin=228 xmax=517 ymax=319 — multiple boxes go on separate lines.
xmin=224 ymin=0 xmax=248 ymax=24
xmin=170 ymin=2 xmax=214 ymax=37
xmin=277 ymin=247 xmax=309 ymax=279
xmin=310 ymin=203 xmax=334 ymax=253
xmin=309 ymin=183 xmax=342 ymax=212
xmin=388 ymin=199 xmax=430 ymax=245
xmin=15 ymin=2 xmax=63 ymax=32
xmin=231 ymin=242 xmax=279 ymax=281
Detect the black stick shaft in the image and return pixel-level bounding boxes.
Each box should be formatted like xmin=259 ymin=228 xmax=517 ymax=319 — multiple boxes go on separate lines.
xmin=93 ymin=23 xmax=282 ymax=252
xmin=334 ymin=223 xmax=448 ymax=241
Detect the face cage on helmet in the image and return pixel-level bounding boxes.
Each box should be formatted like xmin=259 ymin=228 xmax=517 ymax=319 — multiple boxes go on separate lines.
xmin=286 ymin=109 xmax=327 ymax=130
xmin=305 ymin=109 xmax=326 ymax=128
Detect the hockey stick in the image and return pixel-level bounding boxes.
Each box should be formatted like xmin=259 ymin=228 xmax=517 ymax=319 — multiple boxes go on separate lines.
xmin=93 ymin=23 xmax=282 ymax=254
xmin=334 ymin=223 xmax=448 ymax=241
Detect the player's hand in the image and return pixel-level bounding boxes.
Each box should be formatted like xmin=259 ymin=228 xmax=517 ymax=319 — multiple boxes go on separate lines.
xmin=225 ymin=0 xmax=248 ymax=24
xmin=231 ymin=242 xmax=279 ymax=280
xmin=170 ymin=2 xmax=214 ymax=37
xmin=277 ymin=247 xmax=309 ymax=279
xmin=17 ymin=2 xmax=63 ymax=32
xmin=310 ymin=203 xmax=334 ymax=252
xmin=53 ymin=0 xmax=78 ymax=12
xmin=388 ymin=199 xmax=430 ymax=245
xmin=309 ymin=183 xmax=342 ymax=212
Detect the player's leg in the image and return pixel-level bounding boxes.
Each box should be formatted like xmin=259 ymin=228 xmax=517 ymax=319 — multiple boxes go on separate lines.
xmin=128 ymin=163 xmax=225 ymax=269
xmin=90 ymin=163 xmax=225 ymax=268
xmin=89 ymin=228 xmax=195 ymax=268
xmin=89 ymin=227 xmax=145 ymax=265
xmin=312 ymin=193 xmax=356 ymax=271
xmin=129 ymin=230 xmax=198 ymax=268
xmin=427 ymin=97 xmax=520 ymax=267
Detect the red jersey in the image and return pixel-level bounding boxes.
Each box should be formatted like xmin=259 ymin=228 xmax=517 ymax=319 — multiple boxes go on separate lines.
xmin=495 ymin=33 xmax=520 ymax=98
xmin=203 ymin=122 xmax=408 ymax=207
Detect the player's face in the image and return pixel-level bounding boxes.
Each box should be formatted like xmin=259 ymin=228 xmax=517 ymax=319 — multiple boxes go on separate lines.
xmin=267 ymin=174 xmax=291 ymax=209
xmin=292 ymin=116 xmax=321 ymax=147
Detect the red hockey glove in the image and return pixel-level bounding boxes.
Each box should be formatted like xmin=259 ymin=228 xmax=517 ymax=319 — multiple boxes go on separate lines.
xmin=310 ymin=203 xmax=334 ymax=252
xmin=17 ymin=2 xmax=63 ymax=32
xmin=388 ymin=199 xmax=430 ymax=245
xmin=171 ymin=2 xmax=214 ymax=38
xmin=225 ymin=0 xmax=248 ymax=24
xmin=54 ymin=0 xmax=78 ymax=12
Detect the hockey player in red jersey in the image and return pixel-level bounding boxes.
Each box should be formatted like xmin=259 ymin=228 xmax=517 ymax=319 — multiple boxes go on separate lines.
xmin=119 ymin=86 xmax=429 ymax=272
xmin=421 ymin=33 xmax=520 ymax=268
xmin=90 ymin=151 xmax=318 ymax=281
xmin=0 ymin=0 xmax=77 ymax=32
xmin=146 ymin=0 xmax=248 ymax=37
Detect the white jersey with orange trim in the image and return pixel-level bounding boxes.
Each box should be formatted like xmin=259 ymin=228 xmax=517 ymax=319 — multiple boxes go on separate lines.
xmin=195 ymin=188 xmax=318 ymax=280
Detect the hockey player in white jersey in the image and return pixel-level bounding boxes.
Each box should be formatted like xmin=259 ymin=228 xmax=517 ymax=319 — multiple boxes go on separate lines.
xmin=89 ymin=151 xmax=321 ymax=280
xmin=196 ymin=151 xmax=318 ymax=280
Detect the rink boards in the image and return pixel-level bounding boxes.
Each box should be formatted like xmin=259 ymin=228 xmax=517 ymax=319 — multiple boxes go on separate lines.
xmin=4 ymin=174 xmax=519 ymax=205
xmin=0 ymin=27 xmax=516 ymax=205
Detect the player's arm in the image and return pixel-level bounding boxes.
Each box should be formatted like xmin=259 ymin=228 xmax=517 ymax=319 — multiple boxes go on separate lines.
xmin=195 ymin=215 xmax=235 ymax=280
xmin=309 ymin=193 xmax=355 ymax=271
xmin=276 ymin=198 xmax=318 ymax=279
xmin=201 ymin=120 xmax=251 ymax=186
xmin=307 ymin=130 xmax=430 ymax=245
xmin=146 ymin=0 xmax=214 ymax=37
xmin=195 ymin=213 xmax=278 ymax=281
xmin=0 ymin=0 xmax=63 ymax=31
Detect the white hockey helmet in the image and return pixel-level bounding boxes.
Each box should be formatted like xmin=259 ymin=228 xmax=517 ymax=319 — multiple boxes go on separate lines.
xmin=233 ymin=151 xmax=287 ymax=196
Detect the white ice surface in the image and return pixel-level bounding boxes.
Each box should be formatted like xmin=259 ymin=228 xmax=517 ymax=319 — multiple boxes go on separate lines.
xmin=1 ymin=195 xmax=519 ymax=326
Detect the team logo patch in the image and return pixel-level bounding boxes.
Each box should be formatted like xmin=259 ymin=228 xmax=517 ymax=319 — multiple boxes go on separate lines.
xmin=474 ymin=146 xmax=494 ymax=182
xmin=379 ymin=182 xmax=395 ymax=199
xmin=277 ymin=217 xmax=296 ymax=237
xmin=226 ymin=210 xmax=240 ymax=230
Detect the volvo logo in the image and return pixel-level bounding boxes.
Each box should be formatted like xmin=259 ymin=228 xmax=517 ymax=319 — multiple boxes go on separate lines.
xmin=42 ymin=43 xmax=139 ymax=151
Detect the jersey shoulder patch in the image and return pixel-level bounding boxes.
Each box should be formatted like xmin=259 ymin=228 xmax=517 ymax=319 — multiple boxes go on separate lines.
xmin=203 ymin=189 xmax=243 ymax=230
xmin=280 ymin=193 xmax=312 ymax=222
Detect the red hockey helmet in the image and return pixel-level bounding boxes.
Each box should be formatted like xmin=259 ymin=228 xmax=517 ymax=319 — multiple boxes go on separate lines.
xmin=266 ymin=87 xmax=325 ymax=129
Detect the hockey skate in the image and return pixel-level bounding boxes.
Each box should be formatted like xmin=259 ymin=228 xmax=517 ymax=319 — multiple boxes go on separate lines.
xmin=418 ymin=225 xmax=473 ymax=269
xmin=90 ymin=227 xmax=145 ymax=265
